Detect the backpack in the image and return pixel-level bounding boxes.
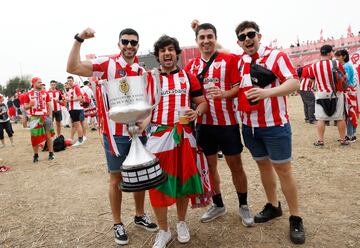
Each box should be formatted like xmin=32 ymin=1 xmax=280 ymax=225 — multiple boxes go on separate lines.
xmin=332 ymin=60 xmax=348 ymax=91
xmin=53 ymin=135 xmax=66 ymax=152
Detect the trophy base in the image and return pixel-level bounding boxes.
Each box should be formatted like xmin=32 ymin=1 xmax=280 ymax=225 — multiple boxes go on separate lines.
xmin=119 ymin=159 xmax=168 ymax=192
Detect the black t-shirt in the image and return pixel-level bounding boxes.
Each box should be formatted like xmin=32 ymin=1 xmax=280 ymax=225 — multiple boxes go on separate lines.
xmin=0 ymin=103 xmax=9 ymax=121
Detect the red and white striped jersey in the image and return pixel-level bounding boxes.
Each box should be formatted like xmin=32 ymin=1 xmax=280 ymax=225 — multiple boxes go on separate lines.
xmin=185 ymin=52 xmax=240 ymax=125
xmin=48 ymin=90 xmax=62 ymax=112
xmin=299 ymin=65 xmax=314 ymax=91
xmin=24 ymin=90 xmax=50 ymax=116
xmin=92 ymin=54 xmax=145 ymax=136
xmin=66 ymin=86 xmax=83 ymax=110
xmin=151 ymin=69 xmax=202 ymax=125
xmin=238 ymin=45 xmax=298 ymax=128
xmin=309 ymin=59 xmax=345 ymax=93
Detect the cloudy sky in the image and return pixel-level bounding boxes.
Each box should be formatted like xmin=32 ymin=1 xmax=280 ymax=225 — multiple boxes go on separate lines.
xmin=2 ymin=0 xmax=359 ymax=87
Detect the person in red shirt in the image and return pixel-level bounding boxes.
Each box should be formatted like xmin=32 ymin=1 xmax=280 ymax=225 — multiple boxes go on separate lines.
xmin=186 ymin=22 xmax=253 ymax=227
xmin=24 ymin=77 xmax=55 ymax=162
xmin=48 ymin=80 xmax=63 ymax=136
xmin=236 ymin=21 xmax=304 ymax=244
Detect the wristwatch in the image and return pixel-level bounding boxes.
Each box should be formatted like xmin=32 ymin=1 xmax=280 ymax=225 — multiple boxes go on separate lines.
xmin=74 ymin=33 xmax=84 ymax=43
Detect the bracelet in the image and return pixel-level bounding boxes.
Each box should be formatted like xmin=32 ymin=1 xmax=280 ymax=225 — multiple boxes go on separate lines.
xmin=74 ymin=33 xmax=84 ymax=43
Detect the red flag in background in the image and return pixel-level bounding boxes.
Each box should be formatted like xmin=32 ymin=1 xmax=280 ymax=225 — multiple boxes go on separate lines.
xmin=320 ymin=29 xmax=324 ymax=42
xmin=347 ymin=25 xmax=352 ymax=37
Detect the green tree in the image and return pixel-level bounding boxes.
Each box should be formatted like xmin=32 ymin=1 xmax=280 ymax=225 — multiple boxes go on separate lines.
xmin=56 ymin=82 xmax=64 ymax=92
xmin=4 ymin=75 xmax=31 ymax=97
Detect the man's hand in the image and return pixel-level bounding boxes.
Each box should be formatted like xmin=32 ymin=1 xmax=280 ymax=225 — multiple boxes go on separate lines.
xmin=245 ymin=87 xmax=271 ymax=102
xmin=207 ymin=86 xmax=223 ymax=99
xmin=79 ymin=28 xmax=96 ymax=40
xmin=191 ymin=19 xmax=200 ymax=32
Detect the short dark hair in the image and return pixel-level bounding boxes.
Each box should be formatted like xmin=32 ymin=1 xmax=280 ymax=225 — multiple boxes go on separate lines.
xmin=119 ymin=28 xmax=139 ymax=40
xmin=320 ymin=44 xmax=333 ymax=56
xmin=335 ymin=49 xmax=350 ymax=62
xmin=67 ymin=76 xmax=74 ymax=80
xmin=195 ymin=23 xmax=217 ymax=38
xmin=153 ymin=35 xmax=182 ymax=62
xmin=50 ymin=80 xmax=57 ymax=84
xmin=235 ymin=21 xmax=260 ymax=35
xmin=83 ymin=80 xmax=90 ymax=85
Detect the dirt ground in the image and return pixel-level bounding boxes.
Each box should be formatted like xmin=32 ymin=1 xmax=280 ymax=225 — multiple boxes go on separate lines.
xmin=1 ymin=96 xmax=359 ymax=248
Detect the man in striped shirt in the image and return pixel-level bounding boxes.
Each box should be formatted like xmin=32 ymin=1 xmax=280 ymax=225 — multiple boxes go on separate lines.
xmin=48 ymin=80 xmax=63 ymax=136
xmin=310 ymin=45 xmax=349 ymax=146
xmin=298 ymin=65 xmax=316 ymax=124
xmin=185 ymin=23 xmax=254 ymax=227
xmin=67 ymin=27 xmax=157 ymax=246
xmin=236 ymin=21 xmax=305 ymax=244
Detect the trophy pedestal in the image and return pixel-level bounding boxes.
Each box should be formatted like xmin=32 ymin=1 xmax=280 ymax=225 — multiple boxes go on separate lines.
xmin=120 ymin=158 xmax=167 ymax=192
xmin=119 ymin=125 xmax=167 ymax=192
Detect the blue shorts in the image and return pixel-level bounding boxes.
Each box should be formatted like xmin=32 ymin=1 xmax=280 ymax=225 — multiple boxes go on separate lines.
xmin=80 ymin=109 xmax=85 ymax=122
xmin=103 ymin=134 xmax=147 ymax=173
xmin=196 ymin=124 xmax=243 ymax=156
xmin=242 ymin=123 xmax=292 ymax=164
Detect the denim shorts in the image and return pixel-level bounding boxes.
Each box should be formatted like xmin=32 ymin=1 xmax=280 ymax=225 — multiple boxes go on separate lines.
xmin=103 ymin=134 xmax=147 ymax=173
xmin=242 ymin=123 xmax=292 ymax=164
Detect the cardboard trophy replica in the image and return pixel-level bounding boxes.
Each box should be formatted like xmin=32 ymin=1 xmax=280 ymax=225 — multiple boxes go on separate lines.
xmin=103 ymin=70 xmax=166 ymax=192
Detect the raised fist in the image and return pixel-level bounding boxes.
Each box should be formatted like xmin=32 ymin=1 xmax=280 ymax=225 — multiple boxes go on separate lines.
xmin=191 ymin=19 xmax=200 ymax=32
xmin=79 ymin=28 xmax=96 ymax=40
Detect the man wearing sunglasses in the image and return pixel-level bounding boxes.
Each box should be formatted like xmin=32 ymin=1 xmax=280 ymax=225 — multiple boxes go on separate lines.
xmin=67 ymin=27 xmax=158 ymax=246
xmin=236 ymin=21 xmax=305 ymax=244
xmin=185 ymin=22 xmax=254 ymax=227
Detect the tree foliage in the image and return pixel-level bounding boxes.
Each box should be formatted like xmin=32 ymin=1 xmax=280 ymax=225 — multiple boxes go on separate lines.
xmin=2 ymin=75 xmax=31 ymax=97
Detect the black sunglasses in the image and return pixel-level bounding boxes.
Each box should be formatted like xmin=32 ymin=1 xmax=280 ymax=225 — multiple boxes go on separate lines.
xmin=121 ymin=39 xmax=138 ymax=46
xmin=237 ymin=31 xmax=257 ymax=41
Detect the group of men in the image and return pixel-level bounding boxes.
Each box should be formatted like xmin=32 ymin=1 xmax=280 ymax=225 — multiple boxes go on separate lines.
xmin=18 ymin=75 xmax=97 ymax=162
xmin=298 ymin=45 xmax=359 ymax=146
xmin=66 ymin=19 xmax=305 ymax=248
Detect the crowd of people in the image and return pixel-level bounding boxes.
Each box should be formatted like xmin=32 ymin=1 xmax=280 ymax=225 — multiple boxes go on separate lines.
xmin=3 ymin=18 xmax=359 ymax=248
xmin=297 ymin=45 xmax=359 ymax=146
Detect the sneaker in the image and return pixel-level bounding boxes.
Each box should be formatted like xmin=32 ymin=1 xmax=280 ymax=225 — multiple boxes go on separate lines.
xmin=134 ymin=214 xmax=158 ymax=232
xmin=200 ymin=204 xmax=227 ymax=223
xmin=289 ymin=215 xmax=305 ymax=244
xmin=72 ymin=140 xmax=83 ymax=147
xmin=239 ymin=205 xmax=254 ymax=227
xmin=83 ymin=136 xmax=87 ymax=142
xmin=33 ymin=155 xmax=39 ymax=163
xmin=217 ymin=151 xmax=224 ymax=159
xmin=340 ymin=139 xmax=350 ymax=146
xmin=176 ymin=221 xmax=190 ymax=243
xmin=113 ymin=223 xmax=129 ymax=245
xmin=254 ymin=202 xmax=282 ymax=223
xmin=48 ymin=154 xmax=55 ymax=160
xmin=152 ymin=229 xmax=171 ymax=248
xmin=350 ymin=136 xmax=357 ymax=143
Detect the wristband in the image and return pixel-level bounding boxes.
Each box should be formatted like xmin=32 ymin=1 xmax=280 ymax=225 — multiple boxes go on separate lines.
xmin=74 ymin=33 xmax=84 ymax=43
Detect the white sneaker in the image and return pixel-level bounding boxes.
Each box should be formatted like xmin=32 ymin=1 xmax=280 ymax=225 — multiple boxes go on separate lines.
xmin=200 ymin=204 xmax=227 ymax=222
xmin=72 ymin=140 xmax=83 ymax=147
xmin=83 ymin=136 xmax=87 ymax=142
xmin=152 ymin=229 xmax=171 ymax=248
xmin=176 ymin=221 xmax=190 ymax=243
xmin=239 ymin=205 xmax=254 ymax=227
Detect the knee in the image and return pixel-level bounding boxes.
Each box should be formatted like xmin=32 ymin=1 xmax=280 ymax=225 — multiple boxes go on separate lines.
xmin=109 ymin=176 xmax=122 ymax=188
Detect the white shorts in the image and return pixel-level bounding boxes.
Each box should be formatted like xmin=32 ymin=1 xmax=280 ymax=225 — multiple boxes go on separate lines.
xmin=314 ymin=91 xmax=345 ymax=121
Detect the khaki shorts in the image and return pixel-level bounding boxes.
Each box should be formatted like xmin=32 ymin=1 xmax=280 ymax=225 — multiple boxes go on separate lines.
xmin=314 ymin=91 xmax=345 ymax=121
xmin=44 ymin=116 xmax=53 ymax=131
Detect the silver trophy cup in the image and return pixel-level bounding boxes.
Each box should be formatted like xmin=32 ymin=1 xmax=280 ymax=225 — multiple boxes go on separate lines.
xmin=103 ymin=70 xmax=166 ymax=192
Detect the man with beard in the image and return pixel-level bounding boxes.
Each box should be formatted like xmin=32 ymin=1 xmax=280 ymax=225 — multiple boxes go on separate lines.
xmin=185 ymin=22 xmax=254 ymax=227
xmin=66 ymin=28 xmax=157 ymax=245
xmin=235 ymin=20 xmax=305 ymax=244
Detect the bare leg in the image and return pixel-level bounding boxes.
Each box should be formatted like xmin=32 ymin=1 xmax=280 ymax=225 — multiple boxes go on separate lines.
xmin=153 ymin=207 xmax=168 ymax=230
xmin=256 ymin=159 xmax=278 ymax=206
xmin=176 ymin=197 xmax=189 ymax=222
xmin=206 ymin=154 xmax=220 ymax=194
xmin=109 ymin=173 xmax=123 ymax=224
xmin=316 ymin=120 xmax=326 ymax=141
xmin=133 ymin=191 xmax=145 ymax=216
xmin=224 ymin=154 xmax=248 ymax=193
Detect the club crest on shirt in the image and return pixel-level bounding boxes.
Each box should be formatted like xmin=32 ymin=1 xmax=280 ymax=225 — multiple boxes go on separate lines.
xmin=119 ymin=80 xmax=129 ymax=94
xmin=118 ymin=69 xmax=126 ymax=77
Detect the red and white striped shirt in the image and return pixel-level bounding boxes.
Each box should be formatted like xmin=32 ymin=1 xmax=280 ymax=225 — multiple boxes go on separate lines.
xmin=24 ymin=90 xmax=50 ymax=116
xmin=48 ymin=89 xmax=62 ymax=112
xmin=92 ymin=54 xmax=145 ymax=136
xmin=185 ymin=52 xmax=240 ymax=125
xmin=152 ymin=69 xmax=202 ymax=125
xmin=238 ymin=45 xmax=298 ymax=128
xmin=299 ymin=65 xmax=314 ymax=91
xmin=66 ymin=86 xmax=83 ymax=110
xmin=309 ymin=59 xmax=345 ymax=93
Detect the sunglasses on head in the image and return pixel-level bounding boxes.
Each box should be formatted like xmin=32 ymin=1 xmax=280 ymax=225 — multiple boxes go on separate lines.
xmin=237 ymin=31 xmax=257 ymax=41
xmin=121 ymin=39 xmax=138 ymax=46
